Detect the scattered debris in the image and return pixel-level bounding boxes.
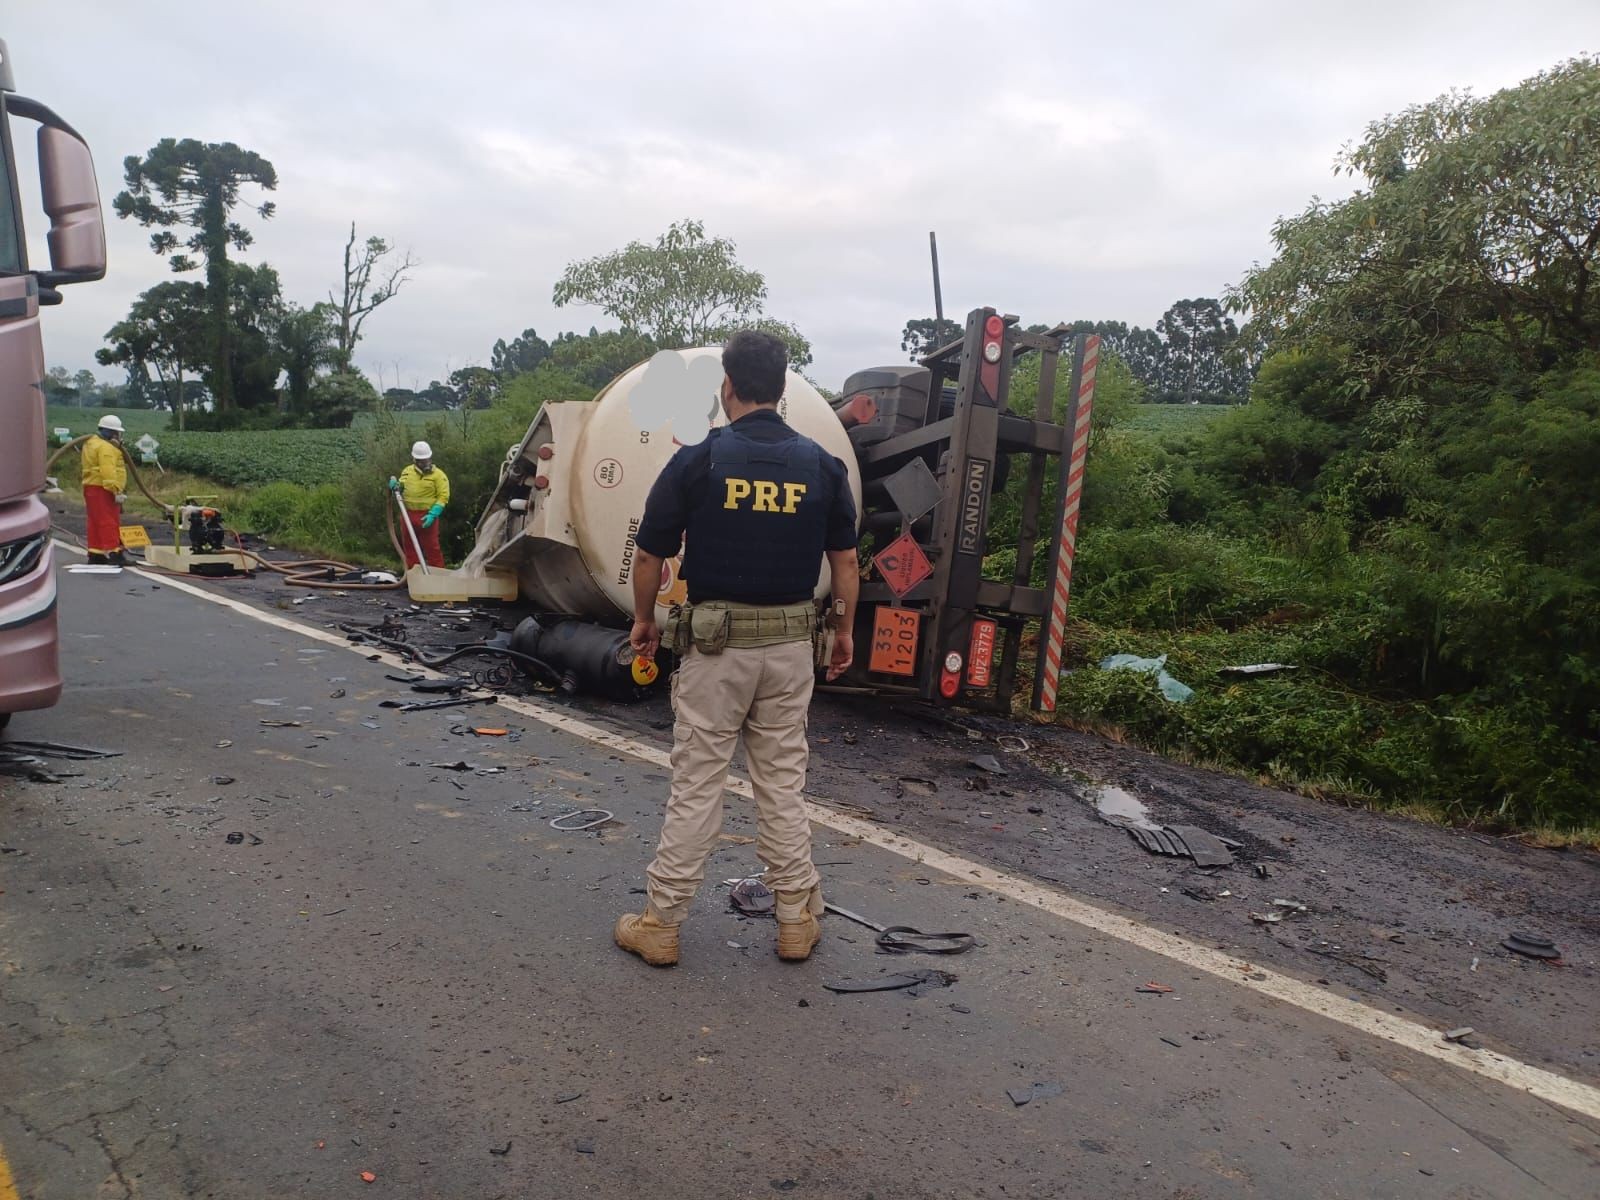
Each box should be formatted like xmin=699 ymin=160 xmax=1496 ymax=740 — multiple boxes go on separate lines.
xmin=489 ymin=1141 xmax=512 ymax=1156
xmin=896 ymin=776 xmax=937 ymax=798
xmin=549 ymin=809 xmax=613 ymax=832
xmin=574 ymin=1139 xmax=595 ymax=1155
xmin=359 ymin=1171 xmax=377 ymax=1183
xmin=472 ymin=728 xmax=508 ymax=737
xmin=822 ymin=969 xmax=957 ymax=994
xmin=1443 ymin=1027 xmax=1475 ymax=1043
xmin=258 ymin=719 xmax=303 ymax=728
xmin=1250 ymin=911 xmax=1284 ymax=924
xmin=1006 ymin=1081 xmax=1064 ymax=1106
xmin=381 ymin=694 xmax=498 ymax=713
xmin=210 ymin=775 xmax=235 ymax=785
xmin=970 ymin=754 xmax=1007 ymax=775
xmin=1125 ymin=824 xmax=1235 ymax=868
xmin=1159 ymin=1037 xmax=1182 ymax=1048
xmin=824 ymin=902 xmax=975 ymax=955
xmin=223 ymin=832 xmax=263 ymax=846
xmin=1255 ymin=863 xmax=1272 ymax=879
xmin=1099 ymin=652 xmax=1194 ymax=702
xmin=427 ymin=761 xmax=474 ymax=772
xmin=996 ymin=734 xmax=1030 ymax=753
xmin=329 ymin=688 xmax=346 ymax=699
xmin=556 ymin=1092 xmax=583 ymax=1104
xmin=1218 ymin=663 xmax=1297 ymax=677
xmin=1502 ymin=932 xmax=1561 ymax=961
xmin=1272 ymin=899 xmax=1308 ymax=913
xmin=729 ymin=878 xmax=775 ymax=916
xmin=1135 ymin=982 xmax=1173 ymax=994
xmin=0 ymin=739 xmax=121 ymax=760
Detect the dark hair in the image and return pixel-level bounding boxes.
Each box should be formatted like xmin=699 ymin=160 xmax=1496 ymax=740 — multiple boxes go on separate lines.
xmin=722 ymin=330 xmax=788 ymax=406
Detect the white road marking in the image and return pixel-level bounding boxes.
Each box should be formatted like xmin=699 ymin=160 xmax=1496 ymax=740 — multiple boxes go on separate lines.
xmin=55 ymin=542 xmax=1600 ymax=1120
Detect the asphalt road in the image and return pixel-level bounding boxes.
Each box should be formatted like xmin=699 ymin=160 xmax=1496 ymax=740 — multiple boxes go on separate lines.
xmin=2 ymin=559 xmax=1598 ymax=1199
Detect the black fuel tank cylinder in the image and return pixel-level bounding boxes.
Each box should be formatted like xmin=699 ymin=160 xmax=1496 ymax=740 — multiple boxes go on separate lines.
xmin=509 ymin=616 xmax=663 ymax=703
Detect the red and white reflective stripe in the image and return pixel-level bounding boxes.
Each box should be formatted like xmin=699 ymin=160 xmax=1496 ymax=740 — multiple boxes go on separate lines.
xmin=1038 ymin=335 xmax=1099 ymax=712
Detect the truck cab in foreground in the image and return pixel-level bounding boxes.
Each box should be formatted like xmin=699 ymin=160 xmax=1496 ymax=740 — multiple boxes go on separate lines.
xmin=0 ymin=37 xmax=106 ymax=727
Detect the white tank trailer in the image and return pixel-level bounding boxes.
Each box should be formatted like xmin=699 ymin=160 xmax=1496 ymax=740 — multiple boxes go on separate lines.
xmin=463 ymin=349 xmax=862 ymax=699
xmin=463 ymin=313 xmax=1095 ymax=713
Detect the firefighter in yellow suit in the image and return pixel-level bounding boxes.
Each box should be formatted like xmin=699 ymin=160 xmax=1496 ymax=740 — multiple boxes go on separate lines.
xmin=81 ymin=415 xmax=129 ymax=564
xmin=388 ymin=440 xmax=450 ymax=568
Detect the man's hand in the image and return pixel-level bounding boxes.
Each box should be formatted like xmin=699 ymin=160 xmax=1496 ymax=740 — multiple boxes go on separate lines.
xmin=114 ymin=493 xmax=127 ymax=505
xmin=630 ymin=618 xmax=661 ymax=660
xmin=388 ymin=476 xmax=400 ymax=492
xmin=825 ymin=630 xmax=854 ymax=681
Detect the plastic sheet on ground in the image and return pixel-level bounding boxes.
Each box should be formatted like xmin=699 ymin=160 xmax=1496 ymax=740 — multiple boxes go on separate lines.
xmin=1098 ymin=653 xmax=1194 ymax=703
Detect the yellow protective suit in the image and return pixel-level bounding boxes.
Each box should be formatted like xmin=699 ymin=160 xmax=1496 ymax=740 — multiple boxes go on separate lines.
xmin=81 ymin=434 xmax=127 ymax=492
xmin=397 ymin=463 xmax=450 ymax=511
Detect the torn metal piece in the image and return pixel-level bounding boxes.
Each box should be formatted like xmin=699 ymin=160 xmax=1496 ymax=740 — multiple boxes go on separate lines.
xmin=1443 ymin=1027 xmax=1475 ymax=1043
xmin=970 ymin=754 xmax=1007 ymax=775
xmin=1218 ymin=663 xmax=1297 ymax=676
xmin=1167 ymin=825 xmax=1235 ymax=868
xmin=1250 ymin=911 xmax=1283 ymax=924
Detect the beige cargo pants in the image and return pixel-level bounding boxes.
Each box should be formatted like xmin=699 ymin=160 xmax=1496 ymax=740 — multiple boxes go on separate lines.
xmin=645 ymin=639 xmax=821 ymax=924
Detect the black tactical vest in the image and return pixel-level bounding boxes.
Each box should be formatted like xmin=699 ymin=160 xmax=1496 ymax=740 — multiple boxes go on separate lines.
xmin=682 ymin=424 xmax=829 ymax=604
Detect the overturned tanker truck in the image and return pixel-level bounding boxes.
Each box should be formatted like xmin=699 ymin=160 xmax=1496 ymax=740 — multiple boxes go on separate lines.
xmin=458 ymin=308 xmax=1099 ymax=713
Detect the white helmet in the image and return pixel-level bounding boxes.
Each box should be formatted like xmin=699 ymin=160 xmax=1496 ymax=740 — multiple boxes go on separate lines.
xmin=98 ymin=414 xmax=125 ymax=433
xmin=411 ymin=440 xmax=432 ymax=460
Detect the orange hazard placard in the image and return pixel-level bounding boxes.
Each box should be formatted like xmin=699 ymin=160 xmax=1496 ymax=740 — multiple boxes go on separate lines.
xmin=869 ymin=606 xmax=920 ymax=677
xmin=872 ymin=532 xmax=933 ymax=599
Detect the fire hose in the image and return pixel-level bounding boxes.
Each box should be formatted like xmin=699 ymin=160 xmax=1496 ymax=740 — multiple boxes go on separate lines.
xmin=46 ymin=435 xmax=411 ymax=590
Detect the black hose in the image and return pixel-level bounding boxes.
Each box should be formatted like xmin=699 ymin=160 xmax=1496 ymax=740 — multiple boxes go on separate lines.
xmin=339 ymin=623 xmax=560 ymax=686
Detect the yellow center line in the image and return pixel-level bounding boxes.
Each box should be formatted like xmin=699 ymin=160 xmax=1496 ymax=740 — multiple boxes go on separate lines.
xmin=0 ymin=1142 xmax=21 ymax=1200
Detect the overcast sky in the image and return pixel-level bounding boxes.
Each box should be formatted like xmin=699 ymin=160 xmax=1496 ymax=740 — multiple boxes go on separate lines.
xmin=7 ymin=1 xmax=1596 ymax=391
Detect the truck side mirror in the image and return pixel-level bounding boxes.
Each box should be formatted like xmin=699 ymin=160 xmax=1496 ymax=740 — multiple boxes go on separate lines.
xmin=37 ymin=125 xmax=105 ymax=282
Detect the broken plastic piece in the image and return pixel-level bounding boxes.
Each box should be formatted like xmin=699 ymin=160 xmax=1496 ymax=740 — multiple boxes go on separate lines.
xmin=549 ymin=809 xmax=613 ymax=831
xmin=970 ymin=754 xmax=1007 ymax=774
xmin=1502 ymin=932 xmax=1561 ymax=960
xmin=1443 ymin=1027 xmax=1475 ymax=1043
xmin=1250 ymin=911 xmax=1283 ymax=924
xmin=1007 ymin=1080 xmax=1064 ymax=1106
xmin=822 ymin=969 xmax=957 ymax=994
xmin=729 ymin=878 xmax=775 ymax=916
xmin=1135 ymin=982 xmax=1173 ymax=994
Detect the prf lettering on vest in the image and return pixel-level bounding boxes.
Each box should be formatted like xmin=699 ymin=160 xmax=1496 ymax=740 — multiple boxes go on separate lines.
xmin=723 ymin=478 xmax=808 ymax=514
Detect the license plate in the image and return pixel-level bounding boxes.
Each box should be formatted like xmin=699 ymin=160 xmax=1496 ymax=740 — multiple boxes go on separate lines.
xmin=869 ymin=607 xmax=920 ymax=677
xmin=967 ymin=618 xmax=997 ymax=687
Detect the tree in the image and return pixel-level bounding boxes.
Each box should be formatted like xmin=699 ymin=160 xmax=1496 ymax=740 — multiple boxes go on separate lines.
xmin=1156 ymin=298 xmax=1238 ymax=403
xmin=546 ymin=328 xmax=658 ymax=390
xmin=899 ymin=316 xmax=962 ymax=361
xmin=308 ymin=370 xmax=380 ymax=427
xmin=448 ymin=366 xmax=499 ymax=410
xmin=96 ymin=281 xmax=210 ymax=429
xmin=113 ymin=139 xmax=277 ymax=412
xmin=329 ymin=223 xmax=416 ymax=371
xmin=552 ymin=218 xmax=811 ymax=367
xmin=275 ymin=302 xmax=337 ymax=419
xmin=490 ymin=328 xmax=551 ymax=378
xmin=71 ymin=369 xmax=98 ymax=406
xmin=1232 ymin=56 xmax=1600 ymax=395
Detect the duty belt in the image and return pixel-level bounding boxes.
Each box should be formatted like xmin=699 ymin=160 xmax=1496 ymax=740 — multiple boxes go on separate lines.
xmin=665 ymin=601 xmax=817 ymax=654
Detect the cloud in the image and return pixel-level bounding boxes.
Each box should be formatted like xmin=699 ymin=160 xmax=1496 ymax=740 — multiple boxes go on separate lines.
xmin=6 ymin=0 xmax=1596 ymax=392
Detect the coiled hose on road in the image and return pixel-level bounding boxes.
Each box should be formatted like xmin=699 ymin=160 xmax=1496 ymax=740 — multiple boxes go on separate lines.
xmin=46 ymin=435 xmax=409 ymax=590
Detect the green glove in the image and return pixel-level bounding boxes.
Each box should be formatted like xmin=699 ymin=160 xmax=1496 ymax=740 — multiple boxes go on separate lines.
xmin=388 ymin=476 xmax=400 ymax=492
xmin=422 ymin=503 xmax=444 ymax=528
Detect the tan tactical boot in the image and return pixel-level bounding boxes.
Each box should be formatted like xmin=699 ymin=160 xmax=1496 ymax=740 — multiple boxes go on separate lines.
xmin=613 ymin=910 xmax=680 ymax=966
xmin=775 ymin=887 xmax=823 ymax=962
